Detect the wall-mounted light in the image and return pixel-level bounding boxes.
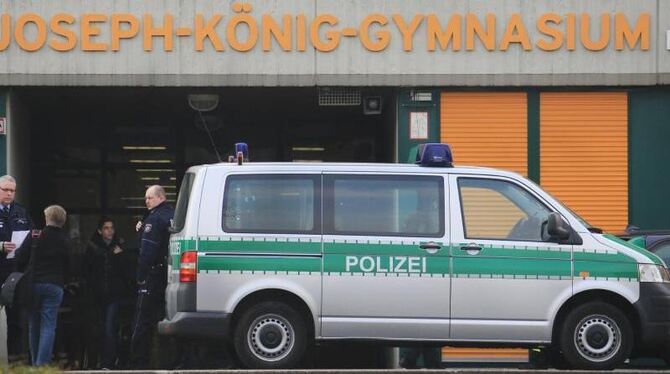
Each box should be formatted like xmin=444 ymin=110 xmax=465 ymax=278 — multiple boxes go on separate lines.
xmin=363 ymin=96 xmax=382 ymax=115
xmin=123 ymin=146 xmax=167 ymax=151
xmin=188 ymin=94 xmax=219 ymax=112
xmin=130 ymin=160 xmax=172 ymax=164
xmin=292 ymin=147 xmax=325 ymax=152
xmin=136 ymin=169 xmax=176 ymax=172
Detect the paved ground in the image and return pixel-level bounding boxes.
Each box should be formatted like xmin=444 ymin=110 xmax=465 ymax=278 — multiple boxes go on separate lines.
xmin=68 ymin=369 xmax=670 ymax=374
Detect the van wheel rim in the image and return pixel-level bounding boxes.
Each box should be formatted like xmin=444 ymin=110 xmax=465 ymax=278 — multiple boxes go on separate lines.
xmin=248 ymin=314 xmax=294 ymax=362
xmin=574 ymin=314 xmax=621 ymax=362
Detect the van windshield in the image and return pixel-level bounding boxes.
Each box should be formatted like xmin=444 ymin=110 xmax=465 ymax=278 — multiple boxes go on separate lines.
xmin=173 ymin=172 xmax=195 ymax=232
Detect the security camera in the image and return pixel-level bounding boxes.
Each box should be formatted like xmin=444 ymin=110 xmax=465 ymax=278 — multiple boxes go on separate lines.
xmin=363 ymin=96 xmax=382 ymax=115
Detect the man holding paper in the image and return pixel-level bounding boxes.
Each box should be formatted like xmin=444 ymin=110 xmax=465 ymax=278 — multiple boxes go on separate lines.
xmin=0 ymin=175 xmax=32 ymax=361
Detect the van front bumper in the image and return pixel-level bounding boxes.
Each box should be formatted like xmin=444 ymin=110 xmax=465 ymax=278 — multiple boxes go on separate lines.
xmin=633 ymin=283 xmax=670 ymax=349
xmin=158 ymin=311 xmax=230 ymax=339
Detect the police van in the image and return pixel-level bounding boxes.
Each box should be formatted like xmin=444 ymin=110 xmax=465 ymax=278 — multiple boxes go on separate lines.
xmin=158 ymin=143 xmax=670 ymax=370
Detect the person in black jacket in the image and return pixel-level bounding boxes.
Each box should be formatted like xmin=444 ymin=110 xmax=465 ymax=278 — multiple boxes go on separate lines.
xmin=129 ymin=185 xmax=174 ymax=369
xmin=17 ymin=205 xmax=70 ymax=366
xmin=0 ymin=174 xmax=33 ymax=360
xmin=84 ymin=217 xmax=128 ymax=369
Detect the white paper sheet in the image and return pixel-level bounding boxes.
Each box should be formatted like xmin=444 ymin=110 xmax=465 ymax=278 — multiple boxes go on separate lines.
xmin=6 ymin=230 xmax=29 ymax=259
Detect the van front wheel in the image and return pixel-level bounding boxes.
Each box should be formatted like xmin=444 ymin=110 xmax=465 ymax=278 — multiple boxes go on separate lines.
xmin=559 ymin=301 xmax=632 ymax=370
xmin=233 ymin=301 xmax=307 ymax=369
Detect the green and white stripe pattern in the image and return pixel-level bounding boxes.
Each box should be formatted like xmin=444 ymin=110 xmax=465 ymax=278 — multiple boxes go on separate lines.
xmin=168 ymin=235 xmax=641 ymax=281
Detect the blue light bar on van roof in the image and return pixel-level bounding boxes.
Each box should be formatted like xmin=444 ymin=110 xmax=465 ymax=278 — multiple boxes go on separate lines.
xmin=235 ymin=142 xmax=249 ymax=164
xmin=415 ymin=143 xmax=453 ymax=167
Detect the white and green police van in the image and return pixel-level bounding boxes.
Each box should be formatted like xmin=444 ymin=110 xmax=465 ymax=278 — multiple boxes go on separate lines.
xmin=158 ymin=143 xmax=670 ymax=370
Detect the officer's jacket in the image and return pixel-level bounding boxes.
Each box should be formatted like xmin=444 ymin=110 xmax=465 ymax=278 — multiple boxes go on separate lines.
xmin=137 ymin=202 xmax=174 ymax=284
xmin=0 ymin=203 xmax=32 ymax=275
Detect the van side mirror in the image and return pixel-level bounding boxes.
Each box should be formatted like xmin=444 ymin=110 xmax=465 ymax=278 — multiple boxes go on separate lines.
xmin=547 ymin=212 xmax=570 ymax=240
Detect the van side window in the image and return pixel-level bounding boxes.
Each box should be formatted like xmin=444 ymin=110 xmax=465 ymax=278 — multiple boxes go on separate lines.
xmin=173 ymin=172 xmax=195 ymax=232
xmin=223 ymin=174 xmax=320 ymax=234
xmin=324 ymin=175 xmax=444 ymax=237
xmin=458 ymin=178 xmax=553 ymax=242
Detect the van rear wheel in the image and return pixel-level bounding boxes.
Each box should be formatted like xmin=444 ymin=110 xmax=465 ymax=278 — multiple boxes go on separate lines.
xmin=559 ymin=301 xmax=632 ymax=370
xmin=233 ymin=301 xmax=307 ymax=369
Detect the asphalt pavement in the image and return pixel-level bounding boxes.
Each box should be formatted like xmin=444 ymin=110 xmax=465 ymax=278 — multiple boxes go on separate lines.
xmin=68 ymin=369 xmax=670 ymax=374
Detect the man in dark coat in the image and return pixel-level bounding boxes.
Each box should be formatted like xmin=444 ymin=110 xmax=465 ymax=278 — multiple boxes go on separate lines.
xmin=129 ymin=185 xmax=174 ymax=369
xmin=85 ymin=218 xmax=129 ymax=369
xmin=0 ymin=175 xmax=33 ymax=361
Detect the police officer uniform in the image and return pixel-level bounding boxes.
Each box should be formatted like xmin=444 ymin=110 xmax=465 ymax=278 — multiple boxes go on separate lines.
xmin=129 ymin=201 xmax=174 ymax=369
xmin=0 ymin=203 xmax=32 ymax=279
xmin=0 ymin=203 xmax=32 ymax=359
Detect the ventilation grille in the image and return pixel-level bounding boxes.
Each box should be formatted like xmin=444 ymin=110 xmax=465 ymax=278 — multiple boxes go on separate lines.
xmin=318 ymin=88 xmax=361 ymax=106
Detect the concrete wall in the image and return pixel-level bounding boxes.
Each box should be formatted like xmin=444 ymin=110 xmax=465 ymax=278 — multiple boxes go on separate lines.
xmin=0 ymin=0 xmax=667 ymax=86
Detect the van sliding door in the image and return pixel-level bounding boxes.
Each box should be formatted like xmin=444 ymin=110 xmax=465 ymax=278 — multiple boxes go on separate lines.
xmin=321 ymin=173 xmax=450 ymax=340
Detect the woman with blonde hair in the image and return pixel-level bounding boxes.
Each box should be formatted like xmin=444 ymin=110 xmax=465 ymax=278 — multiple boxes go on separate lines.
xmin=17 ymin=205 xmax=71 ymax=366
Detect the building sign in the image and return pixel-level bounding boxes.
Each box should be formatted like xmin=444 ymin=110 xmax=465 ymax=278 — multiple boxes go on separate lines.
xmin=0 ymin=117 xmax=6 ymax=135
xmin=410 ymin=112 xmax=428 ymax=140
xmin=0 ymin=5 xmax=651 ymax=53
xmin=0 ymin=0 xmax=666 ymax=87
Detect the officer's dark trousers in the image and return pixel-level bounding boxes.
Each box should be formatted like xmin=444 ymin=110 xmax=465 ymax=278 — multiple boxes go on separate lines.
xmin=129 ymin=291 xmax=164 ymax=369
xmin=6 ymin=304 xmax=27 ymax=358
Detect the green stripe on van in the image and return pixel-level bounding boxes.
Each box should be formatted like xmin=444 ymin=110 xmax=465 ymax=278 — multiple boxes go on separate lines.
xmin=198 ymin=238 xmax=321 ymax=254
xmin=173 ymin=239 xmax=196 ymax=249
xmin=574 ymin=260 xmax=639 ymax=280
xmin=323 ymin=242 xmax=440 ymax=256
xmin=453 ymin=257 xmax=571 ymax=278
xmin=452 ymin=244 xmax=572 ymax=260
xmin=573 ymin=250 xmax=636 ymax=263
xmin=602 ymin=234 xmax=662 ymax=265
xmin=199 ymin=255 xmax=321 ymax=273
xmin=324 ymin=254 xmax=450 ymax=275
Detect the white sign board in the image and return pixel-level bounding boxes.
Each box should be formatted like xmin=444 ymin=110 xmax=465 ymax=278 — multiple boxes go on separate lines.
xmin=410 ymin=112 xmax=428 ymax=140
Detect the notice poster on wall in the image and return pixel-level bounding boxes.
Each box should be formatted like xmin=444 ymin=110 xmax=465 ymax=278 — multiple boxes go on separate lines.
xmin=410 ymin=112 xmax=428 ymax=140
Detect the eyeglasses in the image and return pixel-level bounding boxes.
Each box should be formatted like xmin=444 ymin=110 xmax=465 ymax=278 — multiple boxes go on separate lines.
xmin=0 ymin=187 xmax=16 ymax=193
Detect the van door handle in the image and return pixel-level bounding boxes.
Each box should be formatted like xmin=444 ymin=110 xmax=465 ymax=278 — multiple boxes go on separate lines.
xmin=419 ymin=242 xmax=442 ymax=254
xmin=460 ymin=244 xmax=483 ymax=252
xmin=419 ymin=242 xmax=441 ymax=250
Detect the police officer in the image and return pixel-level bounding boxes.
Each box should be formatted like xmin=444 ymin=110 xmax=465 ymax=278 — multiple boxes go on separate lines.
xmin=129 ymin=185 xmax=174 ymax=369
xmin=0 ymin=175 xmax=32 ymax=361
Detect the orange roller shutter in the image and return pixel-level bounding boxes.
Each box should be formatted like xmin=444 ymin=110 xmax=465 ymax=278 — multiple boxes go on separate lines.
xmin=440 ymin=92 xmax=528 ymax=176
xmin=540 ymin=92 xmax=628 ymax=233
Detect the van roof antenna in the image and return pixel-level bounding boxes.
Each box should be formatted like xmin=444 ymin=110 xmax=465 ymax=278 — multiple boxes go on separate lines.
xmin=188 ymin=94 xmax=223 ymax=163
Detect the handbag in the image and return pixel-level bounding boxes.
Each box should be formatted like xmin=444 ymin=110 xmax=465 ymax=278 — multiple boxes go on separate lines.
xmin=0 ymin=272 xmax=25 ymax=307
xmin=0 ymin=230 xmax=39 ymax=308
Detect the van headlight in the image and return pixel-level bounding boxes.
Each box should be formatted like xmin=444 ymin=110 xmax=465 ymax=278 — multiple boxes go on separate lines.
xmin=639 ymin=264 xmax=670 ymax=283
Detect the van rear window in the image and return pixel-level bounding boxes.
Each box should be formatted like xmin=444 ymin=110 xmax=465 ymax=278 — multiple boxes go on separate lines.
xmin=222 ymin=174 xmax=320 ymax=234
xmin=173 ymin=172 xmax=195 ymax=232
